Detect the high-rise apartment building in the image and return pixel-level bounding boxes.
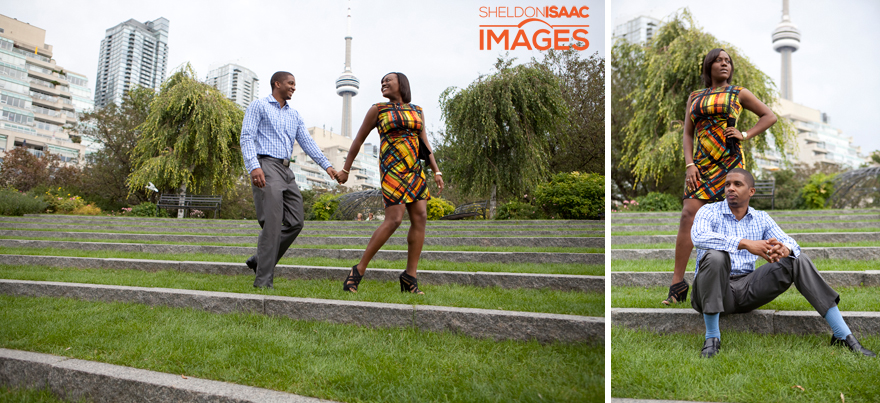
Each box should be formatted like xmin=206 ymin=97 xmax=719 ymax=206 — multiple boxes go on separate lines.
xmin=205 ymin=63 xmax=258 ymax=109
xmin=612 ymin=15 xmax=662 ymax=44
xmin=94 ymin=17 xmax=169 ymax=109
xmin=0 ymin=14 xmax=91 ymax=164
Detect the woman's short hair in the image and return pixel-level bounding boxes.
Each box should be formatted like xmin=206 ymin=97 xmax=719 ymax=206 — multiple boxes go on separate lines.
xmin=701 ymin=48 xmax=733 ymax=87
xmin=383 ymin=72 xmax=411 ymax=103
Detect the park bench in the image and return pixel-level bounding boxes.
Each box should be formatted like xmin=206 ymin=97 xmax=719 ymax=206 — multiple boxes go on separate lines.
xmin=440 ymin=200 xmax=489 ymax=220
xmin=751 ymin=179 xmax=776 ymax=209
xmin=157 ymin=194 xmax=223 ymax=218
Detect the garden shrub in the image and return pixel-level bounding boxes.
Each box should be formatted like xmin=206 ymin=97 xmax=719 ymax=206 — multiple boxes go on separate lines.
xmin=129 ymin=202 xmax=169 ymax=217
xmin=311 ymin=193 xmax=340 ymax=221
xmin=496 ymin=200 xmax=544 ymax=220
xmin=534 ymin=172 xmax=604 ymax=219
xmin=633 ymin=192 xmax=681 ymax=212
xmin=801 ymin=173 xmax=836 ymax=209
xmin=39 ymin=188 xmax=86 ymax=214
xmin=0 ymin=188 xmax=48 ymax=216
xmin=427 ymin=197 xmax=455 ymax=220
xmin=70 ymin=204 xmax=102 ymax=215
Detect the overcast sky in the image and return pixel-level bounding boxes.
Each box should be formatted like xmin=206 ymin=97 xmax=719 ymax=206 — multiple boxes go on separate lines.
xmin=611 ymin=0 xmax=880 ymax=155
xmin=4 ymin=0 xmax=604 ymax=147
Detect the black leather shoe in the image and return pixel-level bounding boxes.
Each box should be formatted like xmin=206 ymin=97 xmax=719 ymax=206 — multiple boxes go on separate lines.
xmin=246 ymin=255 xmax=257 ymax=273
xmin=831 ymin=334 xmax=876 ymax=357
xmin=701 ymin=337 xmax=720 ymax=358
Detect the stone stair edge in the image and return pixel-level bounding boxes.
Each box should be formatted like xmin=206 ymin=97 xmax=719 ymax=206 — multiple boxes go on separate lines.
xmin=0 ymin=279 xmax=604 ymax=343
xmin=611 ymin=247 xmax=880 ymax=261
xmin=0 ymin=348 xmax=336 ymax=403
xmin=0 ymin=254 xmax=605 ymax=293
xmin=610 ymin=270 xmax=880 ymax=287
xmin=16 ymin=214 xmax=604 ymax=225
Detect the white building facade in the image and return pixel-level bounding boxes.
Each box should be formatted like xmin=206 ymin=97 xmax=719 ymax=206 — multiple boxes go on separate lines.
xmin=290 ymin=126 xmax=380 ymax=191
xmin=205 ymin=63 xmax=258 ymax=109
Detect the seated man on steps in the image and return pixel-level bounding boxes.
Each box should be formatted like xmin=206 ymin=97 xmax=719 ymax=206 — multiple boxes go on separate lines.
xmin=690 ymin=168 xmax=875 ymax=358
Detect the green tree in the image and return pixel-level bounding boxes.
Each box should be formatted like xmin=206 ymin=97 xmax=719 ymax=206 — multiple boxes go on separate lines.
xmin=440 ymin=58 xmax=567 ymax=217
xmin=535 ymin=49 xmax=604 ymax=175
xmin=0 ymin=147 xmax=78 ymax=193
xmin=617 ymin=9 xmax=797 ymax=189
xmin=75 ymin=86 xmax=154 ymax=211
xmin=128 ymin=65 xmax=244 ymax=218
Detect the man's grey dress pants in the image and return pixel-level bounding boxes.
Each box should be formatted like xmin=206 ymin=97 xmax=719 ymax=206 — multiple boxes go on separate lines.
xmin=251 ymin=157 xmax=304 ymax=288
xmin=691 ymin=250 xmax=840 ymax=317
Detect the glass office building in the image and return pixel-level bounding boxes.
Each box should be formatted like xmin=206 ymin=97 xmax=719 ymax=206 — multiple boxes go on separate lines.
xmin=94 ymin=17 xmax=169 ymax=109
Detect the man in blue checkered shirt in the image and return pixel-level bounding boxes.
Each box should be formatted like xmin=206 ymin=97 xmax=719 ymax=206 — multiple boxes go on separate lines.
xmin=240 ymin=71 xmax=337 ymax=289
xmin=690 ymin=168 xmax=874 ymax=358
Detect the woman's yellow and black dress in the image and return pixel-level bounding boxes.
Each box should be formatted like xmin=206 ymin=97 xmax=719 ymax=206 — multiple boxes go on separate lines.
xmin=684 ymin=85 xmax=745 ymax=201
xmin=375 ymin=102 xmax=430 ymax=207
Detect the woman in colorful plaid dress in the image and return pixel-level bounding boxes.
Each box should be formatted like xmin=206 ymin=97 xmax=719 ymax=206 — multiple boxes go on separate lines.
xmin=662 ymin=48 xmax=778 ymax=305
xmin=336 ymin=72 xmax=443 ymax=294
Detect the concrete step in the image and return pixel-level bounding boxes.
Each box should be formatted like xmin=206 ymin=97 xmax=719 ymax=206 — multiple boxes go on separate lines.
xmin=0 ymin=230 xmax=602 ymax=248
xmin=611 ymin=213 xmax=879 ymax=225
xmin=611 ymin=308 xmax=880 ymax=337
xmin=0 ymin=239 xmax=605 ymax=265
xmin=610 ymin=208 xmax=880 ymax=218
xmin=13 ymin=215 xmax=604 ymax=229
xmin=612 ymin=247 xmax=880 ymax=261
xmin=611 ymin=221 xmax=880 ymax=233
xmin=0 ymin=280 xmax=603 ymax=343
xmin=611 ymin=271 xmax=880 ymax=288
xmin=0 ymin=254 xmax=604 ymax=292
xmin=0 ymin=222 xmax=602 ymax=237
xmin=0 ymin=349 xmax=335 ymax=403
xmin=612 ymin=232 xmax=880 ymax=245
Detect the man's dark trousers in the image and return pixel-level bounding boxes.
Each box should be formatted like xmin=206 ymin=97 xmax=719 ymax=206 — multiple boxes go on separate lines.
xmin=691 ymin=250 xmax=840 ymax=317
xmin=252 ymin=156 xmax=304 ymax=288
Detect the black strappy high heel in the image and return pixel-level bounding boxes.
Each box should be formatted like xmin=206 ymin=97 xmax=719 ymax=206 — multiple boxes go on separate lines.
xmin=399 ymin=271 xmax=424 ymax=294
xmin=343 ymin=265 xmax=363 ymax=293
xmin=662 ymin=280 xmax=689 ymax=305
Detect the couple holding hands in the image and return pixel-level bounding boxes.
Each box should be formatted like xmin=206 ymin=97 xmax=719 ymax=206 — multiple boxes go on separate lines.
xmin=240 ymin=70 xmax=442 ymax=295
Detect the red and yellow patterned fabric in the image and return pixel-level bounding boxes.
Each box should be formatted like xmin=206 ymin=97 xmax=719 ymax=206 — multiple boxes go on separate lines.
xmin=684 ymin=85 xmax=745 ymax=201
xmin=375 ymin=102 xmax=430 ymax=207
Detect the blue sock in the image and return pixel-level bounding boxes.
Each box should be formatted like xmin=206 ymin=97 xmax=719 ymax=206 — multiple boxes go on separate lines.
xmin=824 ymin=306 xmax=851 ymax=340
xmin=704 ymin=313 xmax=720 ymax=340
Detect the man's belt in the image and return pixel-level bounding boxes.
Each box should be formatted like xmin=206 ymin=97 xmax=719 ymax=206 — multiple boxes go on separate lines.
xmin=257 ymin=154 xmax=290 ymax=167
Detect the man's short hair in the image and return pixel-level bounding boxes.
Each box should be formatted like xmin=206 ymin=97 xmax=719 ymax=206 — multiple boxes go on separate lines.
xmin=728 ymin=168 xmax=755 ymax=188
xmin=270 ymin=71 xmax=293 ymax=91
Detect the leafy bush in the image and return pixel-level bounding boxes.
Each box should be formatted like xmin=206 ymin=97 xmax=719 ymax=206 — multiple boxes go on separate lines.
xmin=801 ymin=173 xmax=836 ymax=209
xmin=496 ymin=200 xmax=545 ymax=220
xmin=633 ymin=192 xmax=681 ymax=212
xmin=311 ymin=193 xmax=340 ymax=221
xmin=39 ymin=188 xmax=86 ymax=214
xmin=534 ymin=172 xmax=604 ymax=219
xmin=427 ymin=197 xmax=455 ymax=220
xmin=0 ymin=188 xmax=48 ymax=216
xmin=129 ymin=202 xmax=168 ymax=217
xmin=70 ymin=204 xmax=102 ymax=215
xmin=219 ymin=175 xmax=256 ymax=220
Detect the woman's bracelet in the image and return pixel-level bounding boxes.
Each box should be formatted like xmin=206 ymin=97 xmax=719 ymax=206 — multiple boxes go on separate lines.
xmin=685 ymin=163 xmax=695 ymax=170
xmin=434 ymin=171 xmax=442 ymax=176
xmin=341 ymin=168 xmax=350 ymax=174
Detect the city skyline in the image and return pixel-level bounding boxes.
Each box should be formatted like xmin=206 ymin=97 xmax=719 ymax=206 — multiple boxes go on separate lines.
xmin=4 ymin=0 xmax=606 ymax=147
xmin=611 ymin=0 xmax=880 ymax=156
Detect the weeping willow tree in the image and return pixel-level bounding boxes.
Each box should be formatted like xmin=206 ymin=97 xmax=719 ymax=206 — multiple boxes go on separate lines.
xmin=439 ymin=58 xmax=567 ymax=217
xmin=128 ymin=64 xmax=244 ymax=218
xmin=618 ymin=9 xmax=797 ymax=188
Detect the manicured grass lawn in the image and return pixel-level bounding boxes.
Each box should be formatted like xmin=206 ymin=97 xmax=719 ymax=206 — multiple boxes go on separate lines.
xmin=0 ymin=247 xmax=605 ymax=276
xmin=0 ymin=226 xmax=601 ymax=238
xmin=611 ymin=228 xmax=880 ymax=236
xmin=612 ymin=327 xmax=880 ymax=402
xmin=610 ymin=259 xmax=880 ymax=272
xmin=610 ymin=219 xmax=880 ymax=227
xmin=0 ymin=386 xmax=73 ymax=403
xmin=611 ymin=286 xmax=880 ymax=312
xmin=612 ymin=241 xmax=880 ymax=250
xmin=0 ymin=265 xmax=603 ymax=317
xmin=0 ymin=236 xmax=602 ymax=254
xmin=1 ymin=295 xmax=603 ymax=403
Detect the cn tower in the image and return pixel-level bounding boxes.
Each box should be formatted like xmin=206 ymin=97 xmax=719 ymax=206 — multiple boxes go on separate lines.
xmin=335 ymin=1 xmax=360 ymax=138
xmin=771 ymin=0 xmax=801 ymax=100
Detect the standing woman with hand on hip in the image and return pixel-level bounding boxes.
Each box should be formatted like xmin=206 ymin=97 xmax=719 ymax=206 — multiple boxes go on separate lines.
xmin=663 ymin=48 xmax=778 ymax=305
xmin=336 ymin=72 xmax=443 ymax=294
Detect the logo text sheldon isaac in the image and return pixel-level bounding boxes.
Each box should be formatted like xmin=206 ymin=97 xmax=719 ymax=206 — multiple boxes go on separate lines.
xmin=478 ymin=6 xmax=589 ymax=51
